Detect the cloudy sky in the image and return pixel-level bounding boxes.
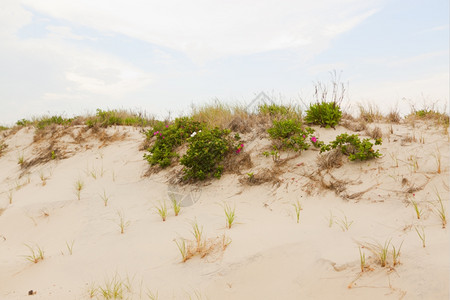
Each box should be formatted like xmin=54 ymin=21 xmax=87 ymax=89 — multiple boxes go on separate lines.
xmin=1 ymin=0 xmax=448 ymax=125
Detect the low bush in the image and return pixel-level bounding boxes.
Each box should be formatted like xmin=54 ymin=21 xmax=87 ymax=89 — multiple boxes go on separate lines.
xmin=320 ymin=133 xmax=382 ymax=161
xmin=267 ymin=119 xmax=321 ymax=152
xmin=258 ymin=103 xmax=302 ymax=120
xmin=144 ymin=117 xmax=205 ymax=168
xmin=180 ymin=127 xmax=239 ymax=180
xmin=305 ymin=101 xmax=342 ymax=128
xmin=86 ymin=109 xmax=154 ymax=127
xmin=36 ymin=116 xmax=74 ymax=130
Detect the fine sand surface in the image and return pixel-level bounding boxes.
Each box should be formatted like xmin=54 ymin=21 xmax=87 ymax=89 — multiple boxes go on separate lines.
xmin=0 ymin=121 xmax=449 ymax=299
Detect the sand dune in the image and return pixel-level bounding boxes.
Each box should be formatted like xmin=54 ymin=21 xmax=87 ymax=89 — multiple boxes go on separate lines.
xmin=0 ymin=120 xmax=448 ymax=299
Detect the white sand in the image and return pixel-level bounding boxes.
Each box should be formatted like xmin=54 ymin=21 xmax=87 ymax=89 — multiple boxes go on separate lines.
xmin=0 ymin=121 xmax=448 ymax=299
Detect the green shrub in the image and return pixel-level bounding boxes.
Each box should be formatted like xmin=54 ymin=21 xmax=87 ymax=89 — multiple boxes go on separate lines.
xmin=258 ymin=104 xmax=290 ymax=116
xmin=305 ymin=101 xmax=342 ymax=128
xmin=16 ymin=119 xmax=32 ymax=127
xmin=267 ymin=119 xmax=319 ymax=152
xmin=144 ymin=117 xmax=205 ymax=168
xmin=320 ymin=133 xmax=382 ymax=161
xmin=36 ymin=116 xmax=73 ymax=130
xmin=258 ymin=103 xmax=302 ymax=119
xmin=86 ymin=109 xmax=153 ymax=127
xmin=180 ymin=128 xmax=235 ymax=180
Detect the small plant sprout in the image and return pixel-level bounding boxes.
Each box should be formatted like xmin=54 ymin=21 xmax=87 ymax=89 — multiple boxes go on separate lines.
xmin=87 ymin=282 xmax=98 ymax=298
xmin=17 ymin=153 xmax=24 ymax=165
xmin=117 ymin=211 xmax=130 ymax=234
xmin=175 ymin=238 xmax=190 ymax=263
xmin=100 ymin=189 xmax=110 ymax=207
xmin=155 ymin=201 xmax=168 ymax=221
xmin=223 ymin=203 xmax=236 ymax=228
xmin=7 ymin=190 xmax=13 ymax=204
xmin=98 ymin=274 xmax=126 ymax=299
xmin=359 ymin=247 xmax=366 ymax=272
xmin=39 ymin=170 xmax=47 ymax=186
xmin=66 ymin=240 xmax=75 ymax=255
xmin=432 ymin=147 xmax=441 ymax=174
xmin=170 ymin=195 xmax=181 ymax=216
xmin=414 ymin=225 xmax=426 ymax=248
xmin=327 ymin=211 xmax=334 ymax=227
xmin=74 ymin=179 xmax=84 ymax=200
xmin=379 ymin=239 xmax=391 ymax=267
xmin=389 ymin=152 xmax=399 ymax=167
xmin=191 ymin=221 xmax=204 ymax=250
xmin=336 ymin=215 xmax=353 ymax=231
xmin=433 ymin=190 xmax=447 ymax=228
xmin=292 ymin=200 xmax=302 ymax=223
xmin=147 ymin=290 xmax=159 ymax=300
xmin=410 ymin=197 xmax=423 ymax=219
xmin=392 ymin=241 xmax=403 ymax=266
xmin=24 ymin=244 xmax=45 ymax=263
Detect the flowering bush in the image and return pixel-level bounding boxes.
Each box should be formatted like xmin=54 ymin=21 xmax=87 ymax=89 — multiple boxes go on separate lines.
xmin=310 ymin=136 xmax=324 ymax=148
xmin=320 ymin=133 xmax=382 ymax=161
xmin=180 ymin=128 xmax=237 ymax=180
xmin=267 ymin=119 xmax=321 ymax=152
xmin=144 ymin=117 xmax=205 ymax=168
xmin=236 ymin=143 xmax=244 ymax=154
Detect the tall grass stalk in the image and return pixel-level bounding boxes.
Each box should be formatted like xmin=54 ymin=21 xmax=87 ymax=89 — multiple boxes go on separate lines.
xmin=170 ymin=195 xmax=181 ymax=216
xmin=414 ymin=226 xmax=426 ymax=248
xmin=100 ymin=189 xmax=110 ymax=207
xmin=117 ymin=211 xmax=130 ymax=234
xmin=24 ymin=244 xmax=45 ymax=263
xmin=392 ymin=241 xmax=403 ymax=266
xmin=175 ymin=239 xmax=190 ymax=262
xmin=155 ymin=201 xmax=168 ymax=221
xmin=434 ymin=190 xmax=447 ymax=228
xmin=379 ymin=239 xmax=390 ymax=267
xmin=191 ymin=221 xmax=204 ymax=250
xmin=410 ymin=198 xmax=423 ymax=219
xmin=292 ymin=200 xmax=302 ymax=223
xmin=223 ymin=203 xmax=236 ymax=228
xmin=74 ymin=179 xmax=84 ymax=200
xmin=359 ymin=247 xmax=366 ymax=272
xmin=66 ymin=240 xmax=75 ymax=255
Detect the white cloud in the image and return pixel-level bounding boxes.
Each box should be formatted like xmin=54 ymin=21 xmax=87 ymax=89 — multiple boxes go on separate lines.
xmin=46 ymin=25 xmax=97 ymax=41
xmin=21 ymin=0 xmax=382 ymax=62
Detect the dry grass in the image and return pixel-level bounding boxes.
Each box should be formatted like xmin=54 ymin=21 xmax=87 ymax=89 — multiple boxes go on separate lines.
xmin=0 ymin=140 xmax=7 ymax=157
xmin=357 ymin=103 xmax=383 ymax=123
xmin=341 ymin=120 xmax=367 ymax=132
xmin=239 ymin=167 xmax=282 ymax=186
xmin=189 ymin=101 xmax=252 ymax=130
xmin=365 ymin=126 xmax=383 ymax=139
xmin=386 ymin=107 xmax=401 ymax=123
xmin=316 ymin=149 xmax=343 ymax=170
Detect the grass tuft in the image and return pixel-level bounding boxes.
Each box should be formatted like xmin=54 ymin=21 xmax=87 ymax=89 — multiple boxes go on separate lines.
xmin=414 ymin=225 xmax=426 ymax=248
xmin=74 ymin=179 xmax=84 ymax=200
xmin=292 ymin=200 xmax=302 ymax=223
xmin=223 ymin=203 xmax=236 ymax=228
xmin=116 ymin=211 xmax=130 ymax=234
xmin=155 ymin=201 xmax=168 ymax=221
xmin=433 ymin=190 xmax=447 ymax=229
xmin=24 ymin=244 xmax=45 ymax=263
xmin=170 ymin=195 xmax=181 ymax=216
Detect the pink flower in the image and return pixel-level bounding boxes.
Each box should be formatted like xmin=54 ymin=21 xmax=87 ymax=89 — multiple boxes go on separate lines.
xmin=311 ymin=136 xmax=317 ymax=143
xmin=302 ymin=135 xmax=305 ymax=138
xmin=165 ymin=125 xmax=169 ymax=128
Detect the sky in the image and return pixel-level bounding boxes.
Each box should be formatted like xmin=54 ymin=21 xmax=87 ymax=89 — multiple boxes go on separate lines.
xmin=1 ymin=0 xmax=448 ymax=125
